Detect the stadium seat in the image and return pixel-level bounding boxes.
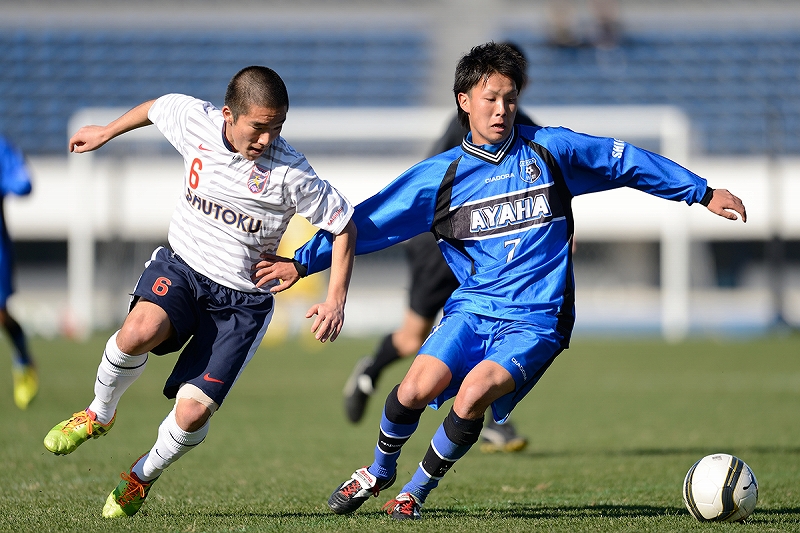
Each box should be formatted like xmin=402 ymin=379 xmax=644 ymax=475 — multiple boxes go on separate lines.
xmin=1 ymin=26 xmax=797 ymax=156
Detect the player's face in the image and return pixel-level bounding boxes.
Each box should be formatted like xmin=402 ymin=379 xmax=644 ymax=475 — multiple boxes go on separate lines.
xmin=458 ymin=73 xmax=518 ymax=146
xmin=222 ymin=104 xmax=287 ymax=160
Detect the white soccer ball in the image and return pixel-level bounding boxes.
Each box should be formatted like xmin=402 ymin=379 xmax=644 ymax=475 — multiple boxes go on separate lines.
xmin=683 ymin=453 xmax=758 ymax=522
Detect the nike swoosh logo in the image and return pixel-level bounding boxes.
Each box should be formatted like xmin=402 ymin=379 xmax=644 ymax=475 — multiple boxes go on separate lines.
xmin=198 ymin=144 xmax=212 ymax=151
xmin=203 ymin=373 xmax=224 ymax=384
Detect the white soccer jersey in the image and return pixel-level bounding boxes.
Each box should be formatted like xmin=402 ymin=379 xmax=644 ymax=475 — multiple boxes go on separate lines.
xmin=148 ymin=93 xmax=352 ymax=292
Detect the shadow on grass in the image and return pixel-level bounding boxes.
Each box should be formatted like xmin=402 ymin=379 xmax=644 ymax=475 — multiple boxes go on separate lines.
xmin=423 ymin=505 xmax=800 ymax=524
xmin=423 ymin=504 xmax=682 ymax=520
xmin=165 ymin=504 xmax=800 ymax=521
xmin=403 ymin=504 xmax=800 ymax=522
xmin=523 ymin=445 xmax=800 ymax=460
xmin=161 ymin=505 xmax=677 ymax=521
xmin=751 ymin=507 xmax=800 ymax=516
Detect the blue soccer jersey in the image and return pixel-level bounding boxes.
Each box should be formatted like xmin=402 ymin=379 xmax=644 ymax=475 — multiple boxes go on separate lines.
xmin=294 ymin=125 xmax=708 ymax=344
xmin=0 ymin=136 xmax=33 ymax=306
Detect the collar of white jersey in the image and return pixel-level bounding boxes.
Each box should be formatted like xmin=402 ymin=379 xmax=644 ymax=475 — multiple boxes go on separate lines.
xmin=460 ymin=126 xmax=518 ymax=165
xmin=221 ymin=122 xmax=236 ymax=154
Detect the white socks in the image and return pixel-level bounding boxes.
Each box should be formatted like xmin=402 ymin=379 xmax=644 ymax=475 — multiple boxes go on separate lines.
xmin=88 ymin=331 xmax=147 ymax=424
xmin=86 ymin=332 xmax=210 ymax=483
xmin=134 ymin=406 xmax=210 ymax=481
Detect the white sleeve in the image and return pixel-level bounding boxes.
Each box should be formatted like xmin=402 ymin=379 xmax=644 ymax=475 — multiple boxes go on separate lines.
xmin=286 ymin=158 xmax=353 ymax=235
xmin=147 ymin=94 xmax=197 ymax=157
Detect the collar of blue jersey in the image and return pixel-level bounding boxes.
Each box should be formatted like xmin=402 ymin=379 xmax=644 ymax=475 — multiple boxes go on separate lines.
xmin=460 ymin=126 xmax=518 ymax=165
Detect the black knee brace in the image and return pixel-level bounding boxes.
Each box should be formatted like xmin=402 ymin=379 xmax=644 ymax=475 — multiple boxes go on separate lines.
xmin=442 ymin=407 xmax=484 ymax=446
xmin=377 ymin=385 xmax=426 ymax=456
xmin=420 ymin=408 xmax=485 ymax=479
xmin=383 ymin=384 xmax=425 ymax=425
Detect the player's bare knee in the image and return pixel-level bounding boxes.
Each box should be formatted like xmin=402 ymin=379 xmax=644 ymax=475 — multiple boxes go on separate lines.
xmin=116 ymin=325 xmax=157 ymax=354
xmin=453 ymin=383 xmax=495 ymax=419
xmin=118 ymin=311 xmax=172 ymax=354
xmin=175 ymin=398 xmax=211 ymax=432
xmin=396 ymin=380 xmax=434 ymax=410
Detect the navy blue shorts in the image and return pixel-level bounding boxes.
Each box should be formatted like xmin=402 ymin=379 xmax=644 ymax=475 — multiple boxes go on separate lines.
xmin=130 ymin=247 xmax=274 ymax=406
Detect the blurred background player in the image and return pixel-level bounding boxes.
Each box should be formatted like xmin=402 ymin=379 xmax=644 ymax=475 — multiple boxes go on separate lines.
xmin=343 ymin=42 xmax=535 ymax=453
xmin=0 ymin=134 xmax=37 ymax=410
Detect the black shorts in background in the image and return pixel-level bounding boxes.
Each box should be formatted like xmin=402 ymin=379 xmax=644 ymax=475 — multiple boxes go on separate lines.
xmin=405 ymin=233 xmax=460 ymax=319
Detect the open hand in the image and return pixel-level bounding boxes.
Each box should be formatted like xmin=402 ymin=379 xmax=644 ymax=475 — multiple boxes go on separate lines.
xmin=305 ymin=300 xmax=345 ymax=343
xmin=253 ymin=253 xmax=302 ymax=292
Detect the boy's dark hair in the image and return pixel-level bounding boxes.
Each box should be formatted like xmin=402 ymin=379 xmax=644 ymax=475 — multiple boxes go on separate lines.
xmin=453 ymin=42 xmax=527 ymax=130
xmin=225 ymin=66 xmax=289 ymax=121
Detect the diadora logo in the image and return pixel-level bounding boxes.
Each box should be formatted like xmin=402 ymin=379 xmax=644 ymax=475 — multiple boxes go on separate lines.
xmin=485 ymin=172 xmax=515 ymax=184
xmin=248 ymin=164 xmax=270 ymax=194
xmin=511 ymin=357 xmax=528 ymax=380
xmin=519 ymin=158 xmax=541 ymax=183
xmin=470 ymin=193 xmax=552 ymax=233
xmin=612 ymin=139 xmax=625 ymax=159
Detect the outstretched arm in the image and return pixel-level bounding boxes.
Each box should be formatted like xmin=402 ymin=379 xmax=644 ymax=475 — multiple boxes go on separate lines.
xmin=704 ymin=188 xmax=747 ymax=223
xmin=305 ymin=218 xmax=356 ymax=343
xmin=69 ymin=100 xmax=156 ymax=153
xmin=252 ymin=218 xmax=356 ymax=342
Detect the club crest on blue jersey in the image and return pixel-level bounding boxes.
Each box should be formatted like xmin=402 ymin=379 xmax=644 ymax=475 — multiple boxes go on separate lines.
xmin=519 ymin=158 xmax=541 ymax=184
xmin=248 ymin=164 xmax=270 ymax=194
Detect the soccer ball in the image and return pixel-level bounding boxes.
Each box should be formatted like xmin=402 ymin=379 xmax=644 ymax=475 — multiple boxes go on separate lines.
xmin=683 ymin=453 xmax=758 ymax=522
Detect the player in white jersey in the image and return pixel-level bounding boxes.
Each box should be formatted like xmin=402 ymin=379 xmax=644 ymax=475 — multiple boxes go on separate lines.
xmin=42 ymin=66 xmax=356 ymax=518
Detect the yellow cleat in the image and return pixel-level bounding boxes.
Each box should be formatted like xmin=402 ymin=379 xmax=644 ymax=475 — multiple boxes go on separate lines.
xmin=479 ymin=420 xmax=528 ymax=453
xmin=102 ymin=458 xmax=158 ymax=518
xmin=12 ymin=364 xmax=38 ymax=410
xmin=43 ymin=409 xmax=115 ymax=455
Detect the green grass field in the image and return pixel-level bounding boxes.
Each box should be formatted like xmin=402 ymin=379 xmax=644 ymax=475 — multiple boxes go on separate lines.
xmin=1 ymin=331 xmax=799 ymax=532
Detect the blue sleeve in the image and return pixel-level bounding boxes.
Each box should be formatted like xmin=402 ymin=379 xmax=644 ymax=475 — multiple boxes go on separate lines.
xmin=535 ymin=127 xmax=707 ymax=204
xmin=0 ymin=137 xmax=32 ymax=197
xmin=294 ymin=158 xmax=444 ymax=275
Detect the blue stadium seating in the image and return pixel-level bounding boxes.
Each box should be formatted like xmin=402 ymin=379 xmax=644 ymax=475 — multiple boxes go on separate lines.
xmin=506 ymin=29 xmax=800 ymax=156
xmin=0 ymin=27 xmax=798 ymax=156
xmin=0 ymin=29 xmax=430 ymax=154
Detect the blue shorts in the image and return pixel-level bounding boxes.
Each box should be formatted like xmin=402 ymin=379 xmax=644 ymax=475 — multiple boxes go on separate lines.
xmin=130 ymin=247 xmax=274 ymax=406
xmin=0 ymin=231 xmax=15 ymax=308
xmin=420 ymin=310 xmax=564 ymax=423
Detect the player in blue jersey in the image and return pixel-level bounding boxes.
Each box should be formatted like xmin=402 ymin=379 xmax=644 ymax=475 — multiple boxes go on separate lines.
xmin=280 ymin=42 xmax=747 ymax=520
xmin=0 ymin=135 xmax=38 ymax=410
xmin=343 ymin=43 xmax=534 ymax=454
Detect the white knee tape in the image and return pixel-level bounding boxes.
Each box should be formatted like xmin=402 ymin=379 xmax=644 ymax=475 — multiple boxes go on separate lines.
xmin=176 ymin=383 xmax=219 ymax=414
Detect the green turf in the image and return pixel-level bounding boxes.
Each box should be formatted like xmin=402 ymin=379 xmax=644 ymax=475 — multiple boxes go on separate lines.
xmin=1 ymin=332 xmax=799 ymax=532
